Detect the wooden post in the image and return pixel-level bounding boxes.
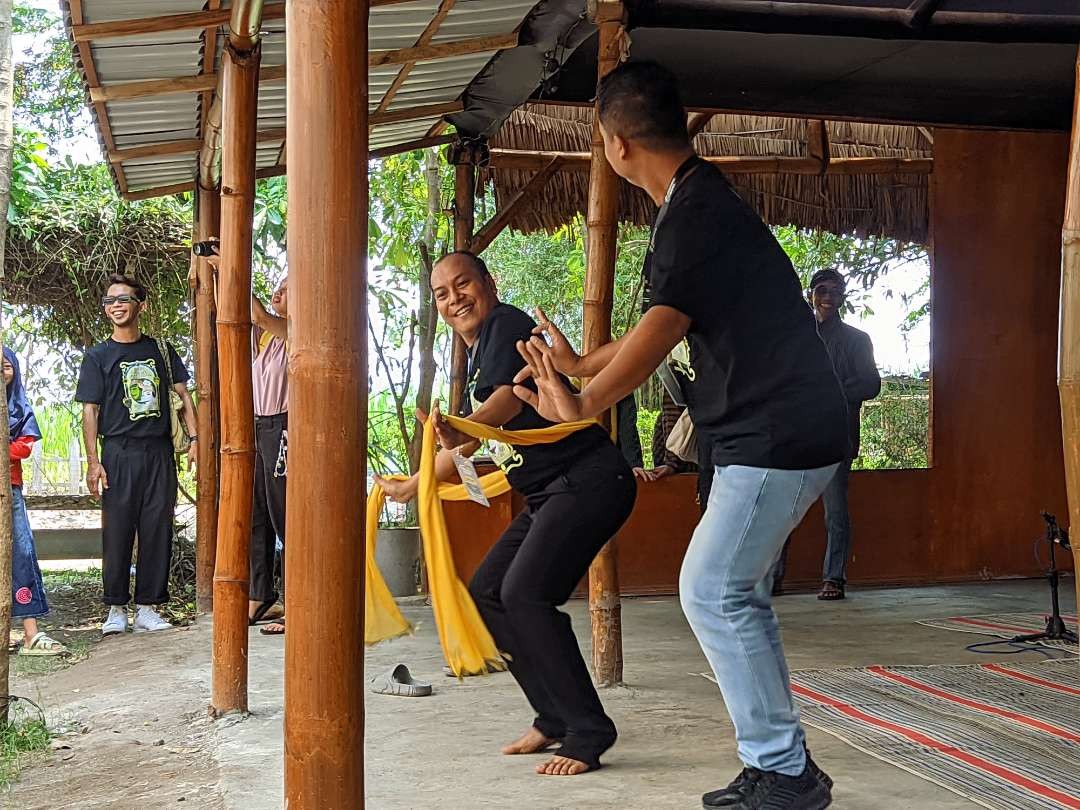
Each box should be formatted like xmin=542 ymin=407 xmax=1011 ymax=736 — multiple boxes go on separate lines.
xmin=449 ymin=146 xmax=475 ymax=414
xmin=210 ymin=41 xmax=260 ymax=716
xmin=196 ymin=183 xmax=221 ymax=613
xmin=284 ymin=2 xmax=368 ymax=807
xmin=583 ymin=7 xmax=624 ymax=687
xmin=1058 ymin=51 xmax=1080 ymax=616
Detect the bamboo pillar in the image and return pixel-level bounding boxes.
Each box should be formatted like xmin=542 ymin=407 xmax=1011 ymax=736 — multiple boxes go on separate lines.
xmin=195 ymin=183 xmax=221 ymax=614
xmin=211 ymin=42 xmax=260 ymax=716
xmin=284 ymin=1 xmax=368 ymax=807
xmin=1058 ymin=51 xmax=1080 ymax=616
xmin=450 ymin=152 xmax=475 ymax=415
xmin=583 ymin=10 xmax=624 ymax=687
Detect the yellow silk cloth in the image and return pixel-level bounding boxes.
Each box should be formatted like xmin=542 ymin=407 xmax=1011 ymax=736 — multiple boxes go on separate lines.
xmin=364 ymin=413 xmax=598 ymax=676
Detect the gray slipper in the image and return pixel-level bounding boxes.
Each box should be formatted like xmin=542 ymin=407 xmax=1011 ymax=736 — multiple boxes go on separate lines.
xmin=369 ymin=664 xmax=432 ymax=697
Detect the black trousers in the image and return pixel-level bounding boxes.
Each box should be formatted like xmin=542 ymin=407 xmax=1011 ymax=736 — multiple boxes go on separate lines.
xmin=101 ymin=436 xmax=177 ymax=606
xmin=250 ymin=413 xmax=287 ymax=603
xmin=469 ymin=441 xmax=637 ymax=765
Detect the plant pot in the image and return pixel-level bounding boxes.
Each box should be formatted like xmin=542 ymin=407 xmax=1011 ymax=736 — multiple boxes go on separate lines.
xmin=374 ymin=527 xmax=422 ymax=597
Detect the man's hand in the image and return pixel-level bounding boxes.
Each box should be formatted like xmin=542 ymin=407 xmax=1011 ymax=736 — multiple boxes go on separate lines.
xmin=530 ymin=307 xmax=582 ymax=377
xmin=376 ymin=474 xmax=418 ymax=504
xmin=512 ymin=337 xmax=586 ymax=423
xmin=87 ymin=461 xmax=108 ymax=497
xmin=187 ymin=440 xmax=198 ymax=471
xmin=417 ymin=405 xmax=471 ymax=451
xmin=633 ymin=464 xmax=675 ymax=483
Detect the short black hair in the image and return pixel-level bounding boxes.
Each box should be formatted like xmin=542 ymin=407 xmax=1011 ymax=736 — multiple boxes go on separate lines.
xmin=596 ymin=61 xmax=691 ymax=152
xmin=435 ymin=250 xmax=491 ymax=279
xmin=106 ymin=273 xmax=147 ymax=301
xmin=809 ymin=269 xmax=846 ymax=292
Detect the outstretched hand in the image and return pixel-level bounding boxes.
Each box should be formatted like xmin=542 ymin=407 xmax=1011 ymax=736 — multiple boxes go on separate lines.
xmin=530 ymin=308 xmax=581 ymax=377
xmin=512 ymin=337 xmax=586 ymax=423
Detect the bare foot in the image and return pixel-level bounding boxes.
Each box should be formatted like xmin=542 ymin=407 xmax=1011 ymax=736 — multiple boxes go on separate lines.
xmin=502 ymin=727 xmax=557 ymax=755
xmin=536 ymin=754 xmax=592 ymax=776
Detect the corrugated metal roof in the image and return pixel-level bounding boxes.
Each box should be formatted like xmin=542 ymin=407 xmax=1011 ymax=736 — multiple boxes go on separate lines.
xmin=63 ymin=0 xmax=536 ymax=197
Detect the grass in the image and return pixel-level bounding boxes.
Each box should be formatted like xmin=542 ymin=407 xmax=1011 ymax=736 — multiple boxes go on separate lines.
xmin=0 ymin=702 xmax=52 ymax=789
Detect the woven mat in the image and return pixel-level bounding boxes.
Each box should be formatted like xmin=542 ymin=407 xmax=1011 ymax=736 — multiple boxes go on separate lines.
xmin=791 ymin=661 xmax=1080 ymax=809
xmin=917 ymin=613 xmax=1077 ymax=651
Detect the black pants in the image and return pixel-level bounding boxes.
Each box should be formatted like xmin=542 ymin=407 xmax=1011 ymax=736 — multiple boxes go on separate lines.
xmin=250 ymin=413 xmax=287 ymax=603
xmin=469 ymin=441 xmax=637 ymax=766
xmin=101 ymin=436 xmax=177 ymax=606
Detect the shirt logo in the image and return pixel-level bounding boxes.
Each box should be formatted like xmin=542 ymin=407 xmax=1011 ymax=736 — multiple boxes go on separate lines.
xmin=120 ymin=359 xmax=161 ymax=421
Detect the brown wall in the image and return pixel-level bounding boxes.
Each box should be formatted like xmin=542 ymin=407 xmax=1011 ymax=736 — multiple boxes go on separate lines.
xmin=445 ymin=129 xmax=1073 ymax=593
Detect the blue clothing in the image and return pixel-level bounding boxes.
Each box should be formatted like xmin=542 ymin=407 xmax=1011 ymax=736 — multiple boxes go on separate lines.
xmin=11 ymin=486 xmax=48 ymax=619
xmin=4 ymin=348 xmax=40 ymax=442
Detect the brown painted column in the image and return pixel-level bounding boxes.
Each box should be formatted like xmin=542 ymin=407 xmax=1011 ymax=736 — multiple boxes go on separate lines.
xmin=1059 ymin=52 xmax=1080 ymax=614
xmin=284 ymin=1 xmax=368 ymax=806
xmin=583 ymin=7 xmax=624 ymax=687
xmin=210 ymin=41 xmax=260 ymax=716
xmin=195 ymin=183 xmax=221 ymax=614
xmin=449 ymin=146 xmax=475 ymax=415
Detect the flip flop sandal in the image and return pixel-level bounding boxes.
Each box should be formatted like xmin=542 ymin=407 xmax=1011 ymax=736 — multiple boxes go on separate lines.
xmin=259 ymin=617 xmax=286 ymax=635
xmin=249 ymin=598 xmax=277 ymax=625
xmin=18 ymin=632 xmax=68 ymax=657
xmin=369 ymin=664 xmax=432 ymax=697
xmin=817 ymin=582 xmax=845 ymax=601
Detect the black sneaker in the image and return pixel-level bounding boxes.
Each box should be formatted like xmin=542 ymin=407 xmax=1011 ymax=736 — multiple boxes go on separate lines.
xmin=804 ymin=751 xmax=833 ymax=791
xmin=702 ymin=767 xmax=763 ymax=808
xmin=731 ymin=765 xmax=832 ymax=810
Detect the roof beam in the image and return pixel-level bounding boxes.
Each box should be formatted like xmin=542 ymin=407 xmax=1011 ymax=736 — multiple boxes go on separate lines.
xmin=375 ymin=0 xmax=457 ymax=116
xmin=92 ymin=33 xmax=514 ymax=103
xmin=687 ymin=112 xmax=715 ymax=139
xmin=71 ymin=0 xmax=423 ymax=42
xmin=108 ymin=138 xmax=203 ymax=163
xmin=486 ymin=148 xmax=933 ymax=175
xmin=370 ymin=100 xmax=463 ymax=127
xmin=806 ymin=119 xmax=831 ymax=173
xmin=471 ymin=157 xmax=562 ymax=254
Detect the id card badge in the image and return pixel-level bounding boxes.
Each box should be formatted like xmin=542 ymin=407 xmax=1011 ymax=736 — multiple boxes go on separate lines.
xmin=452 ymin=449 xmax=491 ymax=507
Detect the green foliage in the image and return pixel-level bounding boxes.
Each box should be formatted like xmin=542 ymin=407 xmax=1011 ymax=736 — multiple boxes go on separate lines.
xmin=637 ymin=405 xmax=659 ymax=468
xmin=6 ymin=151 xmax=193 ymax=374
xmin=0 ymin=705 xmax=51 ymax=789
xmin=13 ymin=1 xmax=89 ymax=144
xmin=853 ymin=377 xmax=930 ymax=470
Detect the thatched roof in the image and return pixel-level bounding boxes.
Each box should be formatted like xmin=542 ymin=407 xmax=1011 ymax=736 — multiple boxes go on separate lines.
xmin=481 ymin=104 xmax=931 ymax=244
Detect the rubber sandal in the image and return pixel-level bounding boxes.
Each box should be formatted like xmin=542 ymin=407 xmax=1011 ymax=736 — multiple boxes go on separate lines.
xmin=249 ymin=598 xmax=277 ymax=625
xmin=259 ymin=617 xmax=285 ymax=635
xmin=817 ymin=581 xmax=845 ymax=601
xmin=18 ymin=632 xmax=68 ymax=657
xmin=369 ymin=663 xmax=432 ymax=697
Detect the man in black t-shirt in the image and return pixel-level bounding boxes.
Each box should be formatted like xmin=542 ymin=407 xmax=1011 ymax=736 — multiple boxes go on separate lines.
xmin=513 ymin=64 xmax=846 ymax=809
xmin=76 ymin=274 xmax=197 ymax=638
xmin=377 ymin=252 xmax=635 ymax=777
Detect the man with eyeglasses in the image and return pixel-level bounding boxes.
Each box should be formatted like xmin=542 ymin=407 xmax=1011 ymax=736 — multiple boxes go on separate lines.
xmin=76 ymin=274 xmax=197 ymax=637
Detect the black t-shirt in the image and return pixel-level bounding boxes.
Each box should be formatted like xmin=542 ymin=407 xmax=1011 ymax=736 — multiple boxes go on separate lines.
xmin=462 ymin=303 xmax=608 ymax=493
xmin=76 ymin=335 xmax=190 ymax=439
xmin=645 ymin=157 xmax=849 ymax=470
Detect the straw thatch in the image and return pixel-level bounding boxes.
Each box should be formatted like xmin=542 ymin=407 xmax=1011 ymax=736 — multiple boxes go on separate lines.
xmin=481 ymin=104 xmax=931 ymax=244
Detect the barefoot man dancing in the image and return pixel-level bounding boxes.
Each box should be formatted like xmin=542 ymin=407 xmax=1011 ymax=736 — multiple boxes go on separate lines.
xmin=512 ymin=62 xmax=848 ymax=810
xmin=377 ymin=251 xmax=636 ymax=776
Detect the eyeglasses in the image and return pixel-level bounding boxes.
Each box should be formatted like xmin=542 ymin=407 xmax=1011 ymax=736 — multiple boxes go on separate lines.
xmin=101 ymin=295 xmax=141 ymax=306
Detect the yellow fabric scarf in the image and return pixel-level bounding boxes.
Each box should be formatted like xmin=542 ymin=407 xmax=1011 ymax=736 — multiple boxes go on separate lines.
xmin=365 ymin=413 xmax=598 ymax=676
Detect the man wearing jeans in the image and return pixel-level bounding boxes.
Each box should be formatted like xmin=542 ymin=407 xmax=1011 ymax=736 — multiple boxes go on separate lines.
xmin=513 ymin=62 xmax=847 ymax=810
xmin=773 ymin=269 xmax=881 ymax=599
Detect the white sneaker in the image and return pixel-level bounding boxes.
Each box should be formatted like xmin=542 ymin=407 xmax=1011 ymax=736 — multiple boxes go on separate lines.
xmin=102 ymin=605 xmax=128 ymax=637
xmin=133 ymin=605 xmax=173 ymax=633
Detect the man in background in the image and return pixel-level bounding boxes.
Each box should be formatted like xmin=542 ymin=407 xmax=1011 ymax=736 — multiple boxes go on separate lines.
xmin=77 ymin=274 xmax=197 ymax=636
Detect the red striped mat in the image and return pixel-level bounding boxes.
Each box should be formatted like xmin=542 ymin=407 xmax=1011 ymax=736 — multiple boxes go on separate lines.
xmin=791 ymin=661 xmax=1080 ymax=809
xmin=917 ymin=613 xmax=1077 ymax=652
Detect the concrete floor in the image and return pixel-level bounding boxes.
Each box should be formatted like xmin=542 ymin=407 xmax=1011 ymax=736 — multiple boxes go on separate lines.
xmin=206 ymin=579 xmax=1073 ymax=810
xmin=7 ymin=579 xmax=1073 ymax=808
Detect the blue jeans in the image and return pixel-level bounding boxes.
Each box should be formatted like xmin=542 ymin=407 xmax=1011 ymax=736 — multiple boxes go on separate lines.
xmin=11 ymin=486 xmax=49 ymax=619
xmin=680 ymin=464 xmax=838 ymax=776
xmin=820 ymin=459 xmax=852 ymax=585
